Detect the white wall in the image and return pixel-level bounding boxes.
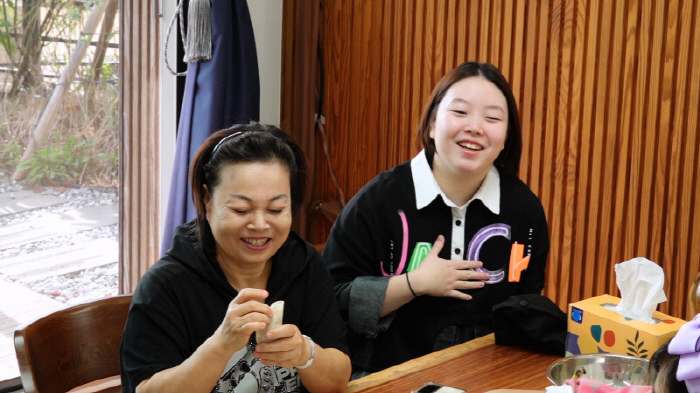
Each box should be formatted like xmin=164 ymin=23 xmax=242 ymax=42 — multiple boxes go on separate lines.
xmin=160 ymin=0 xmax=178 ymax=246
xmin=247 ymin=0 xmax=283 ymax=127
xmin=159 ymin=1 xmax=283 ymax=245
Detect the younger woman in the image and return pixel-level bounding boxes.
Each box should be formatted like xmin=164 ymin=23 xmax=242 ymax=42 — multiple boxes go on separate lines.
xmin=323 ymin=62 xmax=550 ymax=377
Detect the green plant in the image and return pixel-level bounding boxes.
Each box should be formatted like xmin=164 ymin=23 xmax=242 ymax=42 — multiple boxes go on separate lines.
xmin=1 ymin=0 xmax=119 ymax=188
xmin=94 ymin=150 xmax=117 ymax=171
xmin=0 ymin=139 xmax=22 ymax=170
xmin=18 ymin=134 xmax=91 ymax=185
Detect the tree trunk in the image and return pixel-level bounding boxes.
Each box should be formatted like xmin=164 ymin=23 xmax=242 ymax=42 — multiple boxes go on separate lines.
xmin=87 ymin=0 xmax=118 ymax=111
xmin=91 ymin=0 xmax=119 ymax=81
xmin=12 ymin=1 xmax=110 ymax=181
xmin=11 ymin=0 xmax=42 ymax=92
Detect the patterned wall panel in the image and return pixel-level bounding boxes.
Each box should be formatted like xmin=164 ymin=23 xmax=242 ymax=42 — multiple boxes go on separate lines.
xmin=119 ymin=0 xmax=160 ymax=294
xmin=293 ymin=0 xmax=700 ymax=319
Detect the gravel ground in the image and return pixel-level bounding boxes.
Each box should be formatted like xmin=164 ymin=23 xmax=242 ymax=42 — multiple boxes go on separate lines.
xmin=24 ymin=263 xmax=119 ymax=305
xmin=0 ymin=179 xmax=119 ymax=305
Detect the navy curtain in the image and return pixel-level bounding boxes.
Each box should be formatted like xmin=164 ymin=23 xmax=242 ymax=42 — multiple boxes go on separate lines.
xmin=161 ymin=0 xmax=260 ymax=255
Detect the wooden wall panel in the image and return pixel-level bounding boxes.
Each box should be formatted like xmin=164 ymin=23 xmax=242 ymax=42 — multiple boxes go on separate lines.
xmin=294 ymin=0 xmax=700 ymax=320
xmin=280 ymin=0 xmax=320 ymax=238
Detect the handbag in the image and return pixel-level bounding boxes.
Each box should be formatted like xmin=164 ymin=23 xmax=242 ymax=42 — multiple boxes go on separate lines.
xmin=492 ymin=293 xmax=567 ymax=355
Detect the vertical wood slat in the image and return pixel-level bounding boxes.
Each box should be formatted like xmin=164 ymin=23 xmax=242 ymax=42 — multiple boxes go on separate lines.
xmin=380 ymin=0 xmax=394 ymax=171
xmin=518 ymin=0 xmax=537 ymax=182
xmin=543 ymin=0 xmax=567 ymax=308
xmin=610 ymin=0 xmax=636 ymax=295
xmin=571 ymin=0 xmax=592 ymax=301
xmin=682 ymin=0 xmax=700 ymax=318
xmin=118 ymin=0 xmax=160 ymax=294
xmin=597 ymin=2 xmax=613 ymax=297
xmin=594 ymin=0 xmax=617 ymax=297
xmin=663 ymin=0 xmax=682 ymax=313
xmin=686 ymin=0 xmax=700 ymax=319
xmin=280 ymin=0 xmax=320 ymax=238
xmin=294 ymin=0 xmax=700 ymax=320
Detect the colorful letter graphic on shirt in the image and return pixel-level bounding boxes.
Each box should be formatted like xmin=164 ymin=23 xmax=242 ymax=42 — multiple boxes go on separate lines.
xmin=407 ymin=243 xmax=432 ymax=272
xmin=508 ymin=242 xmax=530 ymax=282
xmin=381 ymin=210 xmax=409 ymax=276
xmin=466 ymin=223 xmax=510 ymax=283
xmin=381 ymin=212 xmax=525 ymax=281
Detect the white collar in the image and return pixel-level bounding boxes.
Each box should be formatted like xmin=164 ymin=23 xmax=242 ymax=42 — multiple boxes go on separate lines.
xmin=410 ymin=150 xmax=501 ymax=214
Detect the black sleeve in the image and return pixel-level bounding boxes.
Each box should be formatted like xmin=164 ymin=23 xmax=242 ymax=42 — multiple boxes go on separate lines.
xmin=322 ymin=182 xmax=395 ymax=337
xmin=516 ymin=197 xmax=550 ymax=295
xmin=323 ymin=185 xmax=382 ymax=286
xmin=120 ymin=273 xmax=191 ymax=393
xmin=299 ymin=249 xmax=350 ymax=354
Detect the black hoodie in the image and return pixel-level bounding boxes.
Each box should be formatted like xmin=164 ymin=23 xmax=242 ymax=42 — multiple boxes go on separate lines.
xmin=120 ymin=221 xmax=349 ymax=393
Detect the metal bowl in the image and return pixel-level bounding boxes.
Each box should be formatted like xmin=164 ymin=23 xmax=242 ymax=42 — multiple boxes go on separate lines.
xmin=546 ymin=354 xmax=654 ymax=387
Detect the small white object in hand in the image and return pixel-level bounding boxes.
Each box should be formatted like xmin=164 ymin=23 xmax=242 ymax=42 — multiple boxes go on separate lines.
xmin=256 ymin=300 xmax=284 ymax=343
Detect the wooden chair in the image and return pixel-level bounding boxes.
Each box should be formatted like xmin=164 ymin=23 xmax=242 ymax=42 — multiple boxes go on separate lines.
xmin=14 ymin=294 xmax=132 ymax=393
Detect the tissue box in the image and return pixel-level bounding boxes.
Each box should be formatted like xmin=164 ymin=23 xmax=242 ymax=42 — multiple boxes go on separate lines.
xmin=566 ymin=294 xmax=685 ymax=358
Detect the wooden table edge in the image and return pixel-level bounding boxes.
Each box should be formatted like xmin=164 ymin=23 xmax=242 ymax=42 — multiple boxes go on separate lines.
xmin=346 ymin=333 xmax=496 ymax=392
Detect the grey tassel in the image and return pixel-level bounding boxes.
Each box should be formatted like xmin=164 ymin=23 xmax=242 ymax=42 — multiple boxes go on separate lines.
xmin=183 ymin=0 xmax=212 ymax=63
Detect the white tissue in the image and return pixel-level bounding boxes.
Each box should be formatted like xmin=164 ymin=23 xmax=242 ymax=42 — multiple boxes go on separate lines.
xmin=546 ymin=385 xmax=574 ymax=393
xmin=612 ymin=257 xmax=667 ymax=323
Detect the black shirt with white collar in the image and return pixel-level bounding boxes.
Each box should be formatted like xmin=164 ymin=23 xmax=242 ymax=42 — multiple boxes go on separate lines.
xmin=323 ymin=151 xmax=550 ymax=373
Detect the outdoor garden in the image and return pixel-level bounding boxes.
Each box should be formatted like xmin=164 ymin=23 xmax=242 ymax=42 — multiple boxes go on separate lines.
xmin=0 ymin=0 xmax=119 ymax=189
xmin=0 ymin=0 xmax=121 ymax=307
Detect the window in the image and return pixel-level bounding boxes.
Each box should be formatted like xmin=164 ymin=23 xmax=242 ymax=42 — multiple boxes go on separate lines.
xmin=0 ymin=0 xmax=120 ymax=384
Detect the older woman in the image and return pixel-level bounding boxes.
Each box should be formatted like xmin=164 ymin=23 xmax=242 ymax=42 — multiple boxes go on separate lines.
xmin=121 ymin=122 xmax=351 ymax=393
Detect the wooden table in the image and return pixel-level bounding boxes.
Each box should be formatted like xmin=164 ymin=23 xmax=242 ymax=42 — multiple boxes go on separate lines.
xmin=346 ymin=334 xmax=561 ymax=393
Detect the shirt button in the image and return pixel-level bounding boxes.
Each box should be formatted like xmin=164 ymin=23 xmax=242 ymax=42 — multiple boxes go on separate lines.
xmin=455 ymin=220 xmax=462 ymax=226
xmin=455 ymin=248 xmax=461 ymax=254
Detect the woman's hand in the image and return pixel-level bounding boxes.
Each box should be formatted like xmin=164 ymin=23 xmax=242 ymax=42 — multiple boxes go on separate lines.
xmin=213 ymin=288 xmax=272 ymax=355
xmin=253 ymin=324 xmax=309 ymax=369
xmin=255 ymin=328 xmax=351 ymax=393
xmin=136 ymin=288 xmax=275 ymax=393
xmin=411 ymin=235 xmax=490 ymax=300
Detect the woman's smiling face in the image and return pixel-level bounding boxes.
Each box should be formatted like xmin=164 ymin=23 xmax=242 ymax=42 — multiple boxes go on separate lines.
xmin=205 ymin=160 xmax=292 ymax=268
xmin=430 ymin=76 xmax=508 ymax=180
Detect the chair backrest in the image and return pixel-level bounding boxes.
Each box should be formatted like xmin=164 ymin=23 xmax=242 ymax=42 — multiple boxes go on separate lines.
xmin=14 ymin=294 xmax=133 ymax=393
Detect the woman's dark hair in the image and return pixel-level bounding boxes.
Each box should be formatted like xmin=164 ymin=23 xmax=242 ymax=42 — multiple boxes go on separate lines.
xmin=650 ymin=341 xmax=687 ymax=393
xmin=416 ymin=61 xmax=522 ymax=177
xmin=189 ymin=122 xmax=308 ymax=253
